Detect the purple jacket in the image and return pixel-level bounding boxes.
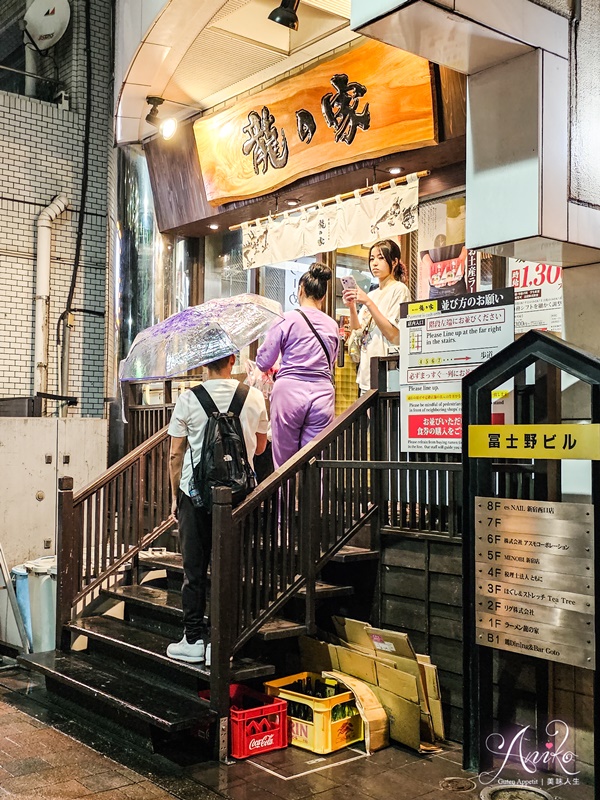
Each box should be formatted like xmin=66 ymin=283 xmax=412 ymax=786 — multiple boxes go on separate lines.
xmin=256 ymin=308 xmax=339 ymax=383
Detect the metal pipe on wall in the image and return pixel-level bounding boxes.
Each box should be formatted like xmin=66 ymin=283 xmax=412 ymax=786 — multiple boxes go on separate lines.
xmin=34 ymin=195 xmax=69 ymax=402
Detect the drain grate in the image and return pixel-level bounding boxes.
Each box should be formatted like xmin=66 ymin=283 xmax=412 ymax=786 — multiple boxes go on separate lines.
xmin=439 ymin=777 xmax=478 ymax=792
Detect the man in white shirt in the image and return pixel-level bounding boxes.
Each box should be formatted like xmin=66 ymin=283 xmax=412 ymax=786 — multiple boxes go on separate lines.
xmin=167 ymin=353 xmax=268 ymax=665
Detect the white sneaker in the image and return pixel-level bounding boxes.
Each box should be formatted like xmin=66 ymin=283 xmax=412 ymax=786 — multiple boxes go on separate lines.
xmin=205 ymin=643 xmax=211 ymax=669
xmin=166 ymin=636 xmax=205 ymax=663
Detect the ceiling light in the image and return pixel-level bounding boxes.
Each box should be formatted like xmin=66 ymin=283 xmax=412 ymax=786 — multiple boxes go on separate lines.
xmin=284 ymin=198 xmax=300 ymax=207
xmin=146 ymin=96 xmax=179 ymax=140
xmin=388 ymin=166 xmax=403 ymax=175
xmin=159 ymin=117 xmax=178 ymax=140
xmin=208 ymin=224 xmax=219 ymax=230
xmin=268 ymin=0 xmax=300 ymax=30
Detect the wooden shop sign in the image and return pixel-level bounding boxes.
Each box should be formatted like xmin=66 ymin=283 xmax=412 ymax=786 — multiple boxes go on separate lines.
xmin=193 ymin=40 xmax=437 ymax=206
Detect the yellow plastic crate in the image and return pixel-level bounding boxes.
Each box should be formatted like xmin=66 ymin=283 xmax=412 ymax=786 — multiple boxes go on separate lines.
xmin=264 ymin=672 xmax=364 ymax=754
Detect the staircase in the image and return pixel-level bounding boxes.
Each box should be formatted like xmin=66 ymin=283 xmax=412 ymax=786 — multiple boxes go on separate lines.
xmin=19 ymin=390 xmax=381 ymax=759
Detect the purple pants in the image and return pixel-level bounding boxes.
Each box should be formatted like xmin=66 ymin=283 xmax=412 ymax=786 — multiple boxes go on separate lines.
xmin=270 ymin=377 xmax=335 ymax=468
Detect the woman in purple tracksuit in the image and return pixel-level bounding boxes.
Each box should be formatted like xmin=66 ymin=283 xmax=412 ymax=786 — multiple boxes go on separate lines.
xmin=256 ymin=263 xmax=339 ymax=468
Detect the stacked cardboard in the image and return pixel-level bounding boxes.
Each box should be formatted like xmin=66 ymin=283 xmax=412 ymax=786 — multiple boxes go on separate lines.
xmin=299 ymin=617 xmax=445 ymax=753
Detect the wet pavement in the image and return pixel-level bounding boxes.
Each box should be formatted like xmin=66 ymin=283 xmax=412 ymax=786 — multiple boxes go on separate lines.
xmin=0 ymin=664 xmax=593 ymax=800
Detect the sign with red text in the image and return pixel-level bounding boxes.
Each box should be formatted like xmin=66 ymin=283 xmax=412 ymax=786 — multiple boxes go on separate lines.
xmin=509 ymin=260 xmax=563 ymax=335
xmin=398 ymin=289 xmax=514 ymax=453
xmin=400 ymin=383 xmax=511 ymax=453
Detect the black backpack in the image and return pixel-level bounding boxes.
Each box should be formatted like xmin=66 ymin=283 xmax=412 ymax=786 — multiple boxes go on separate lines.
xmin=188 ymin=383 xmax=256 ymax=511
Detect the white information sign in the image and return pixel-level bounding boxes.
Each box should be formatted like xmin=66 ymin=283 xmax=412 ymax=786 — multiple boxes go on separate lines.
xmin=398 ymin=289 xmax=515 ymax=453
xmin=509 ymin=260 xmax=563 ymax=335
xmin=400 ymin=384 xmax=511 ymax=453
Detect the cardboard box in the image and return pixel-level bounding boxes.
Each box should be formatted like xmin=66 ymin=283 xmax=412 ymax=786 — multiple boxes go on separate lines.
xmin=371 ymin=685 xmax=422 ymax=752
xmin=323 ymin=670 xmax=389 ymax=753
xmin=313 ymin=619 xmax=445 ymax=750
xmin=298 ymin=636 xmax=340 ymax=674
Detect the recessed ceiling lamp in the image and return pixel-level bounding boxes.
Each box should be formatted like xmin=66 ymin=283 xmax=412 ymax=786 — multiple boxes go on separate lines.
xmin=268 ymin=0 xmax=300 ymax=30
xmin=208 ymin=223 xmax=219 ymax=230
xmin=388 ymin=166 xmax=403 ymax=176
xmin=145 ymin=96 xmax=178 ymax=140
xmin=284 ymin=198 xmax=301 ymax=207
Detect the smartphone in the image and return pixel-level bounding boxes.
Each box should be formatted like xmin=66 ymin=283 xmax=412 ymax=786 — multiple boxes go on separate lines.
xmin=340 ymin=275 xmax=358 ymax=292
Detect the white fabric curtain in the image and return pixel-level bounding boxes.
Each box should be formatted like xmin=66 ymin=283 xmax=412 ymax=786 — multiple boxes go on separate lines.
xmin=242 ymin=175 xmax=419 ymax=270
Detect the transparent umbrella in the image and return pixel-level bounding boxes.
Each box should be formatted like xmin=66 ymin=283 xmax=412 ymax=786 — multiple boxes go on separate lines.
xmin=119 ymin=294 xmax=283 ymax=381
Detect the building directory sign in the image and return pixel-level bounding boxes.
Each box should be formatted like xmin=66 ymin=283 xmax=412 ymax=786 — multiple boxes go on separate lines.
xmin=475 ymin=496 xmax=595 ymax=670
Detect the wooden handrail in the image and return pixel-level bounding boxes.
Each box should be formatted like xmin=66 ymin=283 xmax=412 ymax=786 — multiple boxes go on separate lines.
xmin=74 ymin=426 xmax=169 ymax=504
xmin=233 ymin=389 xmax=377 ymax=518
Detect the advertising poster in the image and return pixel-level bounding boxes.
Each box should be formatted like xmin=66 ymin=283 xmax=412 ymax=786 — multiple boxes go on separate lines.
xmin=398 ymin=288 xmax=515 ymax=453
xmin=509 ymin=260 xmax=563 ymax=335
xmin=417 ymin=196 xmax=492 ymax=301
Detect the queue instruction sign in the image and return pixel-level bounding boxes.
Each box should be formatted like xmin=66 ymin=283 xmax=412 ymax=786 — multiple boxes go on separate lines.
xmin=475 ymin=496 xmax=595 ymax=670
xmin=398 ymin=288 xmax=514 ymax=453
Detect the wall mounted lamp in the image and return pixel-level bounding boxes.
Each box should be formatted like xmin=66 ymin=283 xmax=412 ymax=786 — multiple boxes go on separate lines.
xmin=145 ymin=96 xmax=178 ymax=140
xmin=268 ymin=0 xmax=300 ymax=31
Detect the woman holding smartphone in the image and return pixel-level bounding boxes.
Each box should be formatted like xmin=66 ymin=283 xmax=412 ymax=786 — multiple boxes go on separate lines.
xmin=343 ymin=239 xmax=411 ymax=393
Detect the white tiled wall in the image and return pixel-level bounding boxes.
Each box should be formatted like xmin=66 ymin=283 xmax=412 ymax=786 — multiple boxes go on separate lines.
xmin=0 ymin=0 xmax=113 ymax=417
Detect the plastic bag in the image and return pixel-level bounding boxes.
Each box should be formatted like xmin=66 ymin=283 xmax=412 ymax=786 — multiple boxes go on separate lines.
xmin=245 ymin=359 xmax=277 ymax=398
xmin=347 ymin=330 xmax=362 ymax=364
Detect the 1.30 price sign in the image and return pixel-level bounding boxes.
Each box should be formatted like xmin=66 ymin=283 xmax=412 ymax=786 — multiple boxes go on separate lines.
xmin=509 ymin=260 xmax=563 ymax=335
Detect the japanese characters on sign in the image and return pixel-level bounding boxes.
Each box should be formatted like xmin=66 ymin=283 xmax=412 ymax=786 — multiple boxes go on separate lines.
xmin=193 ymin=41 xmax=437 ymax=205
xmin=240 ymin=73 xmax=371 ymax=175
xmin=475 ymin=497 xmax=594 ymax=670
xmin=509 ymin=259 xmax=564 ymax=336
xmin=398 ymin=288 xmax=515 ymax=454
xmin=468 ymin=424 xmax=600 ymax=460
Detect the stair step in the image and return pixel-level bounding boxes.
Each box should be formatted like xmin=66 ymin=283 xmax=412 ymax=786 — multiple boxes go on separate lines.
xmin=68 ymin=616 xmax=275 ymax=682
xmin=18 ymin=650 xmax=213 ymax=733
xmin=298 ymin=581 xmax=354 ymax=599
xmin=102 ymin=584 xmax=183 ymax=617
xmin=331 ymin=545 xmax=379 ymax=562
xmin=139 ymin=551 xmax=183 ymax=574
xmin=256 ymin=618 xmax=309 ymax=640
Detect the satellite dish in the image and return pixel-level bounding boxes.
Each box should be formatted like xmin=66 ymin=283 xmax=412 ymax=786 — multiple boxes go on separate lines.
xmin=23 ymin=0 xmax=71 ymax=52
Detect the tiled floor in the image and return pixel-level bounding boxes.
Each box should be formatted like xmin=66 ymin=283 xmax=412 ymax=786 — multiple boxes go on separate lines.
xmin=0 ymin=664 xmax=594 ymax=800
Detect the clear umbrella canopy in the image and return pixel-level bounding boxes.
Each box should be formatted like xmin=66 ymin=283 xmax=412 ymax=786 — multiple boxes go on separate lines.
xmin=119 ymin=294 xmax=283 ymax=381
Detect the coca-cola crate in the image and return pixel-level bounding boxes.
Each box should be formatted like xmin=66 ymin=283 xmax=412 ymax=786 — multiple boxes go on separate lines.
xmin=199 ymin=683 xmax=287 ymax=759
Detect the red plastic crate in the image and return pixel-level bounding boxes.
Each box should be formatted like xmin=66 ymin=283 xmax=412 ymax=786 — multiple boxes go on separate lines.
xmin=199 ymin=683 xmax=288 ymax=759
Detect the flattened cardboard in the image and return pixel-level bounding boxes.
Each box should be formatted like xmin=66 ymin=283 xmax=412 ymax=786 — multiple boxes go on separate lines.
xmin=371 ymin=686 xmax=421 ymax=752
xmin=332 ymin=616 xmax=375 ymax=652
xmin=323 ymin=670 xmax=389 ymax=753
xmin=335 ymin=645 xmax=379 ymax=685
xmin=298 ymin=636 xmax=340 ymax=673
xmin=366 ymin=626 xmax=417 ymax=660
xmin=376 ymin=660 xmax=419 ymax=705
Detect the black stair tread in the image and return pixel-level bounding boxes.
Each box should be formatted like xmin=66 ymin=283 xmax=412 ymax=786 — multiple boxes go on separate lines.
xmin=257 ymin=618 xmax=309 ymax=640
xmin=18 ymin=650 xmax=213 ymax=732
xmin=331 ymin=545 xmax=379 ymax=562
xmin=297 ymin=581 xmax=354 ymax=598
xmin=102 ymin=584 xmax=183 ymax=616
xmin=139 ymin=552 xmax=184 ymax=573
xmin=69 ymin=615 xmax=275 ymax=682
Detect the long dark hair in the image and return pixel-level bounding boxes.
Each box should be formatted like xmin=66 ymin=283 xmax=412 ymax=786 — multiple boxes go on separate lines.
xmin=369 ymin=239 xmax=406 ymax=282
xmin=299 ymin=261 xmax=332 ymax=301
